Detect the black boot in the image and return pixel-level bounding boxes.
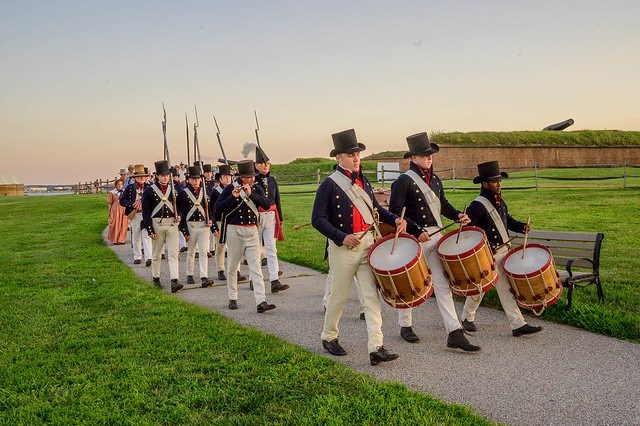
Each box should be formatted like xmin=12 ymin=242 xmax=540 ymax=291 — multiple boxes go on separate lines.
xmin=447 ymin=329 xmax=480 ymax=352
xmin=152 ymin=277 xmax=162 ymax=289
xmin=186 ymin=275 xmax=195 ymax=285
xmin=512 ymin=324 xmax=543 ymax=337
xmin=400 ymin=327 xmax=420 ymax=343
xmin=170 ymin=279 xmax=183 ymax=293
xmin=369 ymin=346 xmax=399 ymax=366
xmin=462 ymin=319 xmax=477 ymax=332
xmin=201 ymin=277 xmax=213 ymax=288
xmin=257 ymin=301 xmax=276 ymax=313
xmin=271 ymin=280 xmax=290 ymax=293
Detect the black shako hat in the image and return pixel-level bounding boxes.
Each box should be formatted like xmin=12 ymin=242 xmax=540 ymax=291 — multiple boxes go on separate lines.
xmin=404 ymin=132 xmax=440 ymax=159
xmin=236 ymin=159 xmax=258 ymax=177
xmin=187 ymin=166 xmax=202 ymax=178
xmin=255 ymin=146 xmax=270 ymax=164
xmin=154 ymin=160 xmax=171 ymax=175
xmin=329 ymin=129 xmax=366 ymax=157
xmin=473 ymin=161 xmax=509 ymax=184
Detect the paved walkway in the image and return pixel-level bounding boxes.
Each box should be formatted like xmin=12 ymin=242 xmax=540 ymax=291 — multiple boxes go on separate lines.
xmin=105 ymin=229 xmax=640 ymax=425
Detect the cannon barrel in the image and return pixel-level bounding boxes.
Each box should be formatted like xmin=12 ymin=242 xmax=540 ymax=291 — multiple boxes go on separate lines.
xmin=543 ymin=118 xmax=574 ymax=131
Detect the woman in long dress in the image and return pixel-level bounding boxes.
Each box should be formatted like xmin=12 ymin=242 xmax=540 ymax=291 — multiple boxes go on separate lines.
xmin=107 ymin=179 xmax=128 ymax=244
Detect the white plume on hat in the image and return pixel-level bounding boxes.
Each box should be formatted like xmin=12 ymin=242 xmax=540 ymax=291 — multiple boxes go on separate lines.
xmin=242 ymin=142 xmax=258 ymax=159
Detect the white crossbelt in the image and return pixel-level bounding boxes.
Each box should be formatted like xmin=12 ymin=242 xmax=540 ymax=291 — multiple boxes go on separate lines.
xmin=184 ymin=187 xmax=206 ymax=221
xmin=328 ymin=171 xmax=375 ymax=225
xmin=474 ymin=195 xmax=510 ymax=243
xmin=151 ymin=184 xmax=175 ymax=217
xmin=405 ymin=170 xmax=443 ymax=227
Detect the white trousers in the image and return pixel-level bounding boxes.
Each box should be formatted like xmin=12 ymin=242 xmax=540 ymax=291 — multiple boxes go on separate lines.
xmin=397 ymin=231 xmax=462 ymax=334
xmin=258 ymin=211 xmax=280 ymax=281
xmin=214 ymin=221 xmax=226 ymax=272
xmin=323 ymin=270 xmax=365 ymax=314
xmin=461 ymin=247 xmax=527 ymax=330
xmin=322 ymin=233 xmax=384 ymax=353
xmin=151 ymin=217 xmax=179 ymax=280
xmin=186 ymin=221 xmax=210 ymax=278
xmin=131 ymin=214 xmax=151 ymax=262
xmin=225 ymin=225 xmax=265 ymax=305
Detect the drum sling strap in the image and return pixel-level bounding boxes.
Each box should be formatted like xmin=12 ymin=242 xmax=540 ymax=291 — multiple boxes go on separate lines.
xmin=474 ymin=196 xmax=510 ymax=244
xmin=183 ymin=188 xmax=206 ymax=222
xmin=328 ymin=171 xmax=380 ymax=239
xmin=405 ymin=170 xmax=443 ymax=227
xmin=151 ymin=184 xmax=174 ymax=217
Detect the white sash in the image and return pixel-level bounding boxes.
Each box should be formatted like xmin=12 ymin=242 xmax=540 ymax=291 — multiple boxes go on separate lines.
xmin=215 ymin=186 xmax=223 ymax=194
xmin=328 ymin=171 xmax=375 ymax=225
xmin=184 ymin=188 xmax=206 ymax=221
xmin=405 ymin=170 xmax=443 ymax=227
xmin=151 ymin=184 xmax=174 ymax=217
xmin=474 ymin=196 xmax=509 ymax=243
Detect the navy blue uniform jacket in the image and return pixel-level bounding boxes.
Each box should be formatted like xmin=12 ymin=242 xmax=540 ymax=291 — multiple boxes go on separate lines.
xmin=311 ymin=166 xmax=398 ymax=247
xmin=214 ymin=179 xmax=272 ymax=226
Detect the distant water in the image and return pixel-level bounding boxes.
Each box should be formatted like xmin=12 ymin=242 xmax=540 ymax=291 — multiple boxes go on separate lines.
xmin=25 ymin=192 xmax=75 ymax=196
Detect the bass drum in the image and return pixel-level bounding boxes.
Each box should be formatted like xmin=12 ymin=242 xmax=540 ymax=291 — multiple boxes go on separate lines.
xmin=368 ymin=233 xmax=433 ymax=309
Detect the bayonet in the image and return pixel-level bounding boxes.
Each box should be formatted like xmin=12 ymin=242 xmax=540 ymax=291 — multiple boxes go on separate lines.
xmin=213 ymin=115 xmax=229 ymax=165
xmin=254 ymin=110 xmax=261 ymax=148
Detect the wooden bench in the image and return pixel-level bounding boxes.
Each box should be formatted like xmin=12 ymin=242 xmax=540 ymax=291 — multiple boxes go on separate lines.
xmin=508 ymin=230 xmax=605 ymax=310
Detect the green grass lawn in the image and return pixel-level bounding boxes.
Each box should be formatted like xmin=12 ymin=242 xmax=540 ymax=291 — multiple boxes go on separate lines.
xmin=0 ymin=195 xmax=493 ymax=425
xmin=279 ymin=184 xmax=640 ymax=342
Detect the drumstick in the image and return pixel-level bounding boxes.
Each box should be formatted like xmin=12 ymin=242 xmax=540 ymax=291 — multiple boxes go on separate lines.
xmin=455 ymin=205 xmax=467 ymax=244
xmin=521 ymin=216 xmax=531 ymax=259
xmin=390 ymin=207 xmax=406 ymax=255
xmin=426 ymin=221 xmax=456 ymax=237
xmin=293 ymin=222 xmax=312 ymax=230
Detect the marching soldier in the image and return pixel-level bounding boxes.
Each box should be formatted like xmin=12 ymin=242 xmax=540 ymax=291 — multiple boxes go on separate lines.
xmin=177 ymin=165 xmax=217 ymax=288
xmin=312 ymin=128 xmax=406 ymax=366
xmin=119 ymin=164 xmax=152 ymax=266
xmin=460 ymin=161 xmax=542 ymax=337
xmin=142 ymin=160 xmax=183 ymax=293
xmin=254 ymin=146 xmax=289 ymax=293
xmin=215 ymin=159 xmax=275 ymax=313
xmin=388 ymin=132 xmax=480 ymax=351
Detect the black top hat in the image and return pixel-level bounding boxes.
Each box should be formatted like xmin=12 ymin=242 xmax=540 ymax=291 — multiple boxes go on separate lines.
xmin=473 ymin=161 xmax=509 ymax=184
xmin=255 ymin=146 xmax=270 ymax=164
xmin=329 ymin=129 xmax=366 ymax=157
xmin=236 ymin=159 xmax=257 ymax=177
xmin=154 ymin=160 xmax=171 ymax=175
xmin=187 ymin=166 xmax=202 ymax=178
xmin=202 ymin=164 xmax=212 ymax=173
xmin=214 ymin=164 xmax=233 ymax=180
xmin=404 ymin=132 xmax=440 ymax=159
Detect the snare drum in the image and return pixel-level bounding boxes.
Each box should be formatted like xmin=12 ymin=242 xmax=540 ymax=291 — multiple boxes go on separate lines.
xmin=502 ymin=243 xmax=563 ymax=315
xmin=435 ymin=226 xmax=498 ymax=297
xmin=368 ymin=233 xmax=433 ymax=309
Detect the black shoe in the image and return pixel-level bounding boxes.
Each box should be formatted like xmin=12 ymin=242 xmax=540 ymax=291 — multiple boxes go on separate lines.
xmin=257 ymin=301 xmax=276 ymax=313
xmin=161 ymin=254 xmax=166 ymax=260
xmin=145 ymin=259 xmax=152 ymax=267
xmin=195 ymin=252 xmax=199 ymax=259
xmin=207 ymin=252 xmax=213 ymax=258
xmin=271 ymin=280 xmax=289 ymax=293
xmin=187 ymin=275 xmax=195 ymax=285
xmin=278 ymin=270 xmax=283 ymax=277
xmin=400 ymin=327 xmax=420 ymax=343
xmin=237 ymin=272 xmax=248 ymax=283
xmin=249 ymin=280 xmax=254 ymax=290
xmin=462 ymin=319 xmax=477 ymax=332
xmin=201 ymin=277 xmax=213 ymax=288
xmin=512 ymin=324 xmax=543 ymax=337
xmin=228 ymin=299 xmax=238 ymax=310
xmin=170 ymin=279 xmax=183 ymax=293
xmin=152 ymin=277 xmax=162 ymax=288
xmin=261 ymin=258 xmax=267 ymax=267
xmin=218 ymin=271 xmax=226 ymax=281
xmin=447 ymin=329 xmax=481 ymax=352
xmin=322 ymin=339 xmax=347 ymax=356
xmin=369 ymin=346 xmax=399 ymax=366
xmin=133 ymin=259 xmax=142 ymax=265
xmin=180 ymin=247 xmax=188 ymax=253
xmin=359 ymin=312 xmax=365 ymax=321
xmin=242 ymin=259 xmax=248 ymax=265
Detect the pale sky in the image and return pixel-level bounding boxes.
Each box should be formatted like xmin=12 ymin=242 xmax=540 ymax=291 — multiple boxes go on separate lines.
xmin=1 ymin=0 xmax=639 ymax=184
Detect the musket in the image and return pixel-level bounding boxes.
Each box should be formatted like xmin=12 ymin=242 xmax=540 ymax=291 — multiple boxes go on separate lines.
xmin=213 ymin=115 xmax=229 ymax=165
xmin=253 ymin=110 xmax=261 ymax=148
xmin=185 ymin=113 xmax=191 ymax=166
xmin=162 ymin=103 xmax=179 ymax=221
xmin=193 ymin=105 xmax=210 ymax=224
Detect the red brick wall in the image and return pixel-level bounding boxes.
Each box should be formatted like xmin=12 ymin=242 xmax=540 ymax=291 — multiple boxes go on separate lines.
xmin=383 ymin=146 xmax=640 ymax=178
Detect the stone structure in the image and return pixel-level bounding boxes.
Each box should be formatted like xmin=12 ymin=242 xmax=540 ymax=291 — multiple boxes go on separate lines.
xmin=0 ymin=176 xmax=24 ymax=196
